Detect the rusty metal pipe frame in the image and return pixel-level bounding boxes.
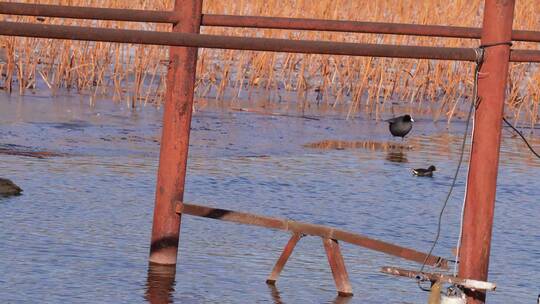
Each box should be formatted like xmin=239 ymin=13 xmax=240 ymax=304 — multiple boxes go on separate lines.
xmin=176 ymin=202 xmax=449 ymax=269
xmin=149 ymin=0 xmax=202 ymax=265
xmin=2 ymin=2 xmax=540 ymax=42
xmin=0 ymin=21 xmax=476 ymax=61
xmin=457 ymin=0 xmax=515 ymax=303
xmin=2 ymin=21 xmax=540 ymax=62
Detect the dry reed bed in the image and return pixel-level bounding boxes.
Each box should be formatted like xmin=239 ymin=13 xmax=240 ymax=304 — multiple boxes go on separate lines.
xmin=1 ymin=0 xmax=540 ymax=126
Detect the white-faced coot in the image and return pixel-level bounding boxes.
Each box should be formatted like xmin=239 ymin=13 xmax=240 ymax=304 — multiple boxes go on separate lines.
xmin=387 ymin=114 xmax=414 ymax=139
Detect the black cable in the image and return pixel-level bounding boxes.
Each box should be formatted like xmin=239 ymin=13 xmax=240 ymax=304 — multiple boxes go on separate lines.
xmin=418 ymin=79 xmax=475 ymax=272
xmin=503 ymin=117 xmax=540 ymax=158
xmin=415 ymin=42 xmax=514 ymax=293
xmin=479 ymin=41 xmax=513 ymax=48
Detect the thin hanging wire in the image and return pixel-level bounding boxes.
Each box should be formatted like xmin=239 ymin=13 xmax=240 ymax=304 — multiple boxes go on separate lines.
xmin=416 ymin=47 xmax=484 ymax=292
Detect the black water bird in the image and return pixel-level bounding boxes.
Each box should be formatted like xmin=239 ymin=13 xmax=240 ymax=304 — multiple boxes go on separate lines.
xmin=412 ymin=165 xmax=436 ymax=177
xmin=387 ymin=114 xmax=414 ymax=139
xmin=0 ymin=178 xmax=22 ymax=197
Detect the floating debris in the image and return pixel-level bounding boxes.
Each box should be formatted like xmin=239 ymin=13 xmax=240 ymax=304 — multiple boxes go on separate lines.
xmin=238 ymin=154 xmax=271 ymax=158
xmin=0 ymin=144 xmax=67 ymax=158
xmin=303 ymin=140 xmax=416 ymax=151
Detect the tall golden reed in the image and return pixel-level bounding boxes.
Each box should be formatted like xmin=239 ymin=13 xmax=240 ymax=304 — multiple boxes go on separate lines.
xmin=1 ymin=0 xmax=539 ymax=125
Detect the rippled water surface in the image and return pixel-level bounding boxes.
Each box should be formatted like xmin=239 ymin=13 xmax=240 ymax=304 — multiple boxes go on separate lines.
xmin=1 ymin=94 xmax=539 ymax=303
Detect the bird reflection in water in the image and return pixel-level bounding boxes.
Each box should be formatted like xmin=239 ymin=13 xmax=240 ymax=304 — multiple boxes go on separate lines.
xmin=386 ymin=150 xmax=408 ymax=163
xmin=267 ymin=284 xmax=352 ymax=304
xmin=145 ymin=263 xmax=176 ymax=304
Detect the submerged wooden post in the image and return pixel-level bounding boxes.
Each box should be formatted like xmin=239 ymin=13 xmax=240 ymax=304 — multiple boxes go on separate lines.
xmin=266 ymin=233 xmax=302 ymax=284
xmin=458 ymin=0 xmax=515 ymax=303
xmin=323 ymin=238 xmax=353 ymax=297
xmin=149 ymin=0 xmax=203 ymax=265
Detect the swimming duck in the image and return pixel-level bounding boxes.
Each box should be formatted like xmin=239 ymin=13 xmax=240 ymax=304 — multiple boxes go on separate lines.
xmin=412 ymin=165 xmax=436 ymax=177
xmin=387 ymin=114 xmax=414 ymax=139
xmin=0 ymin=178 xmax=22 ymax=196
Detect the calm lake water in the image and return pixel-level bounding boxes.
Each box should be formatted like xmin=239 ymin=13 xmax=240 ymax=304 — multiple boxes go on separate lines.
xmin=1 ymin=93 xmax=539 ymax=303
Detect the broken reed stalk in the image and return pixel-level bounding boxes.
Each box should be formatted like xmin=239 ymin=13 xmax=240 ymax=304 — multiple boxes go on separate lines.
xmin=0 ymin=0 xmax=539 ymax=126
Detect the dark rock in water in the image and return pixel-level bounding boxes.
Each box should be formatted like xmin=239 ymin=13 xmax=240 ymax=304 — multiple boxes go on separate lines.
xmin=0 ymin=178 xmax=22 ymax=196
xmin=387 ymin=114 xmax=414 ymax=138
xmin=412 ymin=165 xmax=436 ymax=177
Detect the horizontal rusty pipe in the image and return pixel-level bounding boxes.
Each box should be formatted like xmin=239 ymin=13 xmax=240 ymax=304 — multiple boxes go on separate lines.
xmin=2 ymin=2 xmax=540 ymax=42
xmin=0 ymin=2 xmax=174 ymax=23
xmin=204 ymin=15 xmax=540 ymax=43
xmin=176 ymin=202 xmax=449 ymax=269
xmin=507 ymin=49 xmax=540 ymax=62
xmin=0 ymin=21 xmax=476 ymax=61
xmin=1 ymin=21 xmax=539 ymax=62
xmin=204 ymin=14 xmax=481 ymax=38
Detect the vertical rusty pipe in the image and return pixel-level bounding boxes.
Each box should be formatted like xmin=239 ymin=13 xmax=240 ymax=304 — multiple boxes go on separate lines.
xmin=458 ymin=0 xmax=515 ymax=303
xmin=149 ymin=0 xmax=203 ymax=265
